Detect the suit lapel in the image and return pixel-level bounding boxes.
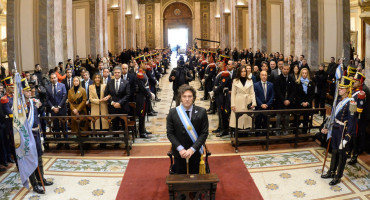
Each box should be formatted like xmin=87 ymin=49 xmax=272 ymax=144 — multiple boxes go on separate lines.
xmin=191 ymin=106 xmax=198 ymax=124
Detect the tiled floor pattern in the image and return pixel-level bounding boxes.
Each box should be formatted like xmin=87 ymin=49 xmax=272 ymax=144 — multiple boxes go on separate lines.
xmin=1 ymin=147 xmax=369 ymax=200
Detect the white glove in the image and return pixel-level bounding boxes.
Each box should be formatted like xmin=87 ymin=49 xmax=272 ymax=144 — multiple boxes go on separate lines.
xmin=202 ymin=79 xmax=205 ymax=84
xmin=150 ymin=92 xmax=155 ymax=101
xmin=339 ymin=140 xmax=348 ymax=149
xmin=156 ymin=80 xmax=159 ymax=87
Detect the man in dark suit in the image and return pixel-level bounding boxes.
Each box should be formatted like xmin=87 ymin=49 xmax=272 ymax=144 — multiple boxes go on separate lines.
xmin=121 ymin=63 xmax=136 ymax=104
xmin=274 ymin=63 xmax=296 ymax=135
xmin=102 ymin=67 xmax=111 ymax=85
xmin=82 ymin=71 xmax=93 ymax=114
xmin=104 ymin=66 xmax=131 ymax=145
xmin=62 ymin=68 xmax=74 ymax=93
xmin=167 ymin=85 xmax=208 ymax=174
xmin=46 ymin=73 xmax=68 ymax=149
xmin=254 ymin=71 xmax=275 ymax=136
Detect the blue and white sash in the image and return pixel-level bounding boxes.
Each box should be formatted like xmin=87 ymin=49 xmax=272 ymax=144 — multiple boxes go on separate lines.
xmin=335 ymin=97 xmax=353 ymax=117
xmin=27 ymin=100 xmax=35 ymax=129
xmin=352 ymin=91 xmax=360 ymax=98
xmin=176 ymin=105 xmax=203 ymax=154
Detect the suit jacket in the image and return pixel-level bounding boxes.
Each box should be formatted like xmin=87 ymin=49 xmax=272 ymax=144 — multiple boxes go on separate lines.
xmin=62 ymin=77 xmax=74 ymax=93
xmin=122 ymin=72 xmax=136 ymax=101
xmin=254 ymin=81 xmax=275 ymax=109
xmin=46 ymin=82 xmax=67 ymax=115
xmin=295 ymin=81 xmax=315 ymax=107
xmin=81 ymin=79 xmax=93 ymax=100
xmin=102 ymin=76 xmax=111 ymax=85
xmin=167 ymin=105 xmax=209 ymax=158
xmin=274 ymin=74 xmax=296 ymax=109
xmin=104 ymin=78 xmax=130 ymax=114
xmin=270 ymin=68 xmax=280 ymax=83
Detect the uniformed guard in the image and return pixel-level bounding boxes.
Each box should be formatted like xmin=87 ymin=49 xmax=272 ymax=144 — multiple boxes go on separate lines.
xmin=213 ymin=64 xmax=232 ymax=137
xmin=321 ymin=76 xmax=357 ymax=185
xmin=1 ymin=76 xmax=16 ymax=165
xmin=348 ymin=72 xmax=366 ymax=165
xmin=201 ymin=61 xmax=217 ymax=101
xmin=135 ymin=72 xmax=155 ymax=138
xmin=22 ymin=79 xmax=53 ymax=194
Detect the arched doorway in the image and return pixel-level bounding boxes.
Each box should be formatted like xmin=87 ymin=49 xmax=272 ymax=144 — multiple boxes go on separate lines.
xmin=163 ymin=2 xmax=192 ymax=49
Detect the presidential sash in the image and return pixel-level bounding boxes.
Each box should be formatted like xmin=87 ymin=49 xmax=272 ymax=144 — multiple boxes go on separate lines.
xmin=176 ymin=105 xmax=203 ymax=154
xmin=335 ymin=97 xmax=353 ymax=117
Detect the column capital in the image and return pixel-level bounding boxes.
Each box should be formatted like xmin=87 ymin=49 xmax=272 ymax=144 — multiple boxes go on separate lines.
xmin=359 ymin=0 xmax=370 ymax=25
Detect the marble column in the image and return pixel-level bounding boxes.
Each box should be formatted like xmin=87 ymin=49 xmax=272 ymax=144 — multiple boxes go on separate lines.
xmin=308 ymin=0 xmax=318 ymax=70
xmin=283 ymin=0 xmax=295 ymax=56
xmin=62 ymin=0 xmax=74 ymax=61
xmin=220 ymin=0 xmax=225 ymax=49
xmin=252 ymin=0 xmax=266 ymax=52
xmin=89 ymin=0 xmax=97 ymax=57
xmin=54 ymin=0 xmax=64 ymax=64
xmin=294 ymin=0 xmax=308 ymax=58
xmin=139 ymin=3 xmax=146 ymax=49
xmin=103 ymin=0 xmax=108 ymax=55
xmin=154 ymin=2 xmax=161 ymax=49
xmin=7 ymin=0 xmax=16 ymax=71
xmin=210 ymin=1 xmax=216 ymax=48
xmin=194 ymin=2 xmax=201 ymax=48
xmin=230 ymin=0 xmax=237 ymax=49
xmin=126 ymin=14 xmax=133 ymax=48
xmin=248 ymin=0 xmax=254 ymax=51
xmin=342 ymin=0 xmax=351 ymax=66
xmin=365 ymin=24 xmax=370 ymax=87
xmin=112 ymin=8 xmax=121 ymax=54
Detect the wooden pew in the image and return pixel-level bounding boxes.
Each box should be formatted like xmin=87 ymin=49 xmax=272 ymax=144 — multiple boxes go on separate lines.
xmin=231 ymin=108 xmax=326 ymax=153
xmin=40 ymin=114 xmax=132 ymax=156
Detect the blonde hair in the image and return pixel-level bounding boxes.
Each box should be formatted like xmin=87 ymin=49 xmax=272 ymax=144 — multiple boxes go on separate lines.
xmin=296 ymin=68 xmax=311 ymax=84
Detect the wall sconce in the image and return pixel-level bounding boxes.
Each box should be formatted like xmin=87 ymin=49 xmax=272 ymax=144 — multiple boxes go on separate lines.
xmin=215 ymin=14 xmax=220 ymax=18
xmin=111 ymin=4 xmax=119 ymax=8
xmin=224 ymin=9 xmax=230 ymax=13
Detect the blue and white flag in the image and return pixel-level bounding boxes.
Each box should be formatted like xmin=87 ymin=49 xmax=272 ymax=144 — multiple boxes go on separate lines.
xmin=335 ymin=64 xmax=342 ymax=80
xmin=13 ymin=73 xmax=38 ymax=189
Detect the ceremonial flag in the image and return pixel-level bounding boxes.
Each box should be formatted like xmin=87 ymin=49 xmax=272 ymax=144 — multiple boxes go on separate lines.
xmin=327 ymin=64 xmax=343 ymax=141
xmin=13 ymin=72 xmax=38 ymax=189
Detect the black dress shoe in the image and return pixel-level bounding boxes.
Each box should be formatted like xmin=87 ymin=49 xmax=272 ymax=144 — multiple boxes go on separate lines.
xmin=207 ymin=110 xmax=215 ymax=114
xmin=0 ymin=168 xmax=6 ymax=172
xmin=321 ymin=171 xmax=335 ymax=179
xmin=140 ymin=133 xmax=148 ymax=138
xmin=212 ymin=128 xmax=221 ymax=133
xmin=348 ymin=156 xmax=358 ymax=165
xmin=33 ymin=185 xmax=45 ymax=194
xmin=155 ymin=98 xmax=161 ymax=102
xmin=200 ymin=98 xmax=208 ymax=101
xmin=152 ymin=110 xmax=158 ymax=113
xmin=145 ymin=131 xmax=152 ymax=135
xmin=329 ymin=176 xmax=341 ymax=185
xmin=1 ymin=162 xmax=8 ymax=167
xmin=8 ymin=158 xmax=15 ymax=163
xmin=197 ymin=88 xmax=203 ymax=91
xmin=42 ymin=179 xmax=53 ymax=186
xmin=216 ymin=131 xmax=228 ymax=137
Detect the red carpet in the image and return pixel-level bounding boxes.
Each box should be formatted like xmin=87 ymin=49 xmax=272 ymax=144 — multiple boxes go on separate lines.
xmin=116 ymin=156 xmax=263 ymax=200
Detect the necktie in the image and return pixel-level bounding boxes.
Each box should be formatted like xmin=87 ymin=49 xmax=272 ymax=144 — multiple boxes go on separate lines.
xmin=53 ymin=84 xmax=56 ymax=98
xmin=115 ymin=80 xmax=119 ymax=94
xmin=263 ymin=82 xmax=267 ymax=101
xmin=186 ymin=111 xmax=190 ymax=119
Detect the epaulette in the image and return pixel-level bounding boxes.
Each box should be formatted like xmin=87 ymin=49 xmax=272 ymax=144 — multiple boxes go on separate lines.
xmin=0 ymin=96 xmax=8 ymax=104
xmin=221 ymin=71 xmax=230 ymax=77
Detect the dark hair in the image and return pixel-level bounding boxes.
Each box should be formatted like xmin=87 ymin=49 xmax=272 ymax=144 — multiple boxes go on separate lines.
xmin=92 ymin=73 xmax=102 ymax=84
xmin=58 ymin=62 xmax=63 ymax=65
xmin=177 ymin=84 xmax=196 ymax=103
xmin=25 ymin=71 xmax=30 ymax=74
xmin=66 ymin=68 xmax=72 ymax=73
xmin=67 ymin=59 xmax=72 ymax=62
xmin=35 ymin=64 xmax=40 ymax=68
xmin=235 ymin=66 xmax=250 ymax=80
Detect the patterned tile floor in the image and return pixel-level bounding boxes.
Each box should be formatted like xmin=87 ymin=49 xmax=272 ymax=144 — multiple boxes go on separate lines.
xmin=1 ymin=148 xmax=369 ymax=200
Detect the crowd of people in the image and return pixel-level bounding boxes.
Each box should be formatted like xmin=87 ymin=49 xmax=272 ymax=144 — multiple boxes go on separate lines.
xmin=0 ymin=45 xmax=369 ymax=190
xmin=0 ymin=48 xmax=172 ymax=193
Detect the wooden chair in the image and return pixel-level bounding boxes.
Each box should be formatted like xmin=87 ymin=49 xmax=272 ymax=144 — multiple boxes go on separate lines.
xmin=128 ymin=102 xmax=138 ymax=142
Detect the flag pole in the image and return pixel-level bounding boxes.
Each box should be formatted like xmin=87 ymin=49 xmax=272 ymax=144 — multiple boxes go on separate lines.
xmin=37 ymin=166 xmax=45 ymax=191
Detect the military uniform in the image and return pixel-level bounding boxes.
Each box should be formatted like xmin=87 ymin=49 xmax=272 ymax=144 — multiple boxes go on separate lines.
xmin=0 ymin=77 xmax=16 ymax=165
xmin=201 ymin=63 xmax=217 ymax=101
xmin=21 ymin=79 xmax=53 ymax=194
xmin=321 ymin=76 xmax=357 ymax=185
xmin=213 ymin=71 xmax=232 ymax=137
xmin=135 ymin=72 xmax=153 ymax=138
xmin=348 ymin=72 xmax=366 ymax=165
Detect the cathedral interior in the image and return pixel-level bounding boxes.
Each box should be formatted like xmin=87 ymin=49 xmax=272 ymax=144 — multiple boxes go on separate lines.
xmin=0 ymin=0 xmax=370 ymax=199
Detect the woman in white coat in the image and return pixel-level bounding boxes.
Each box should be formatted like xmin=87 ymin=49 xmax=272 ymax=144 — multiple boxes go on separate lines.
xmin=230 ymin=65 xmax=257 ymax=130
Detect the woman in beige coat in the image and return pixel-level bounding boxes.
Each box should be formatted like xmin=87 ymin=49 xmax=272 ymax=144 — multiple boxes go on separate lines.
xmin=230 ymin=65 xmax=257 ymax=130
xmin=89 ymin=73 xmax=110 ymax=130
xmin=68 ymin=77 xmax=88 ymax=133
